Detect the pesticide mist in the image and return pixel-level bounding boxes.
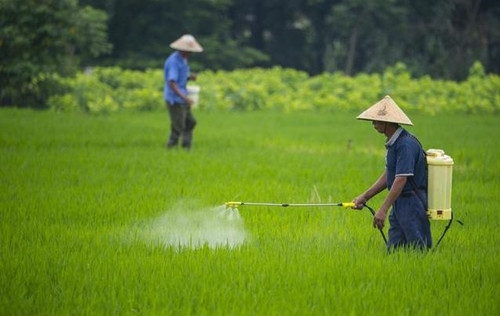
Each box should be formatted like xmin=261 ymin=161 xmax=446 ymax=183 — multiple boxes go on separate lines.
xmin=137 ymin=201 xmax=248 ymax=249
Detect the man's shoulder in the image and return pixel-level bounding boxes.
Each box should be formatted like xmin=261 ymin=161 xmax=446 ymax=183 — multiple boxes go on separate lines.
xmin=397 ymin=131 xmax=422 ymax=150
xmin=165 ymin=52 xmax=180 ymax=64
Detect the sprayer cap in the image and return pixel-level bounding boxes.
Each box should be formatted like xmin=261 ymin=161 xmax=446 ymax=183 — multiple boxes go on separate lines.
xmin=426 ymin=149 xmax=445 ymax=157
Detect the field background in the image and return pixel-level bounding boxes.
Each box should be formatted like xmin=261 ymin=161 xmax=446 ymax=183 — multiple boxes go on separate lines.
xmin=1 ymin=108 xmax=499 ymax=315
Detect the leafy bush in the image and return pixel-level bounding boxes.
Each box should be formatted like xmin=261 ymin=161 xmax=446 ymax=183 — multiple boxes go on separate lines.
xmin=48 ymin=68 xmax=163 ymax=113
xmin=48 ymin=63 xmax=500 ymax=114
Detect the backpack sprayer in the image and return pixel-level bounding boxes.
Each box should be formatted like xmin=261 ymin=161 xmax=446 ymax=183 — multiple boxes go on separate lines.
xmin=425 ymin=149 xmax=462 ymax=248
xmin=225 ymin=201 xmax=388 ymax=245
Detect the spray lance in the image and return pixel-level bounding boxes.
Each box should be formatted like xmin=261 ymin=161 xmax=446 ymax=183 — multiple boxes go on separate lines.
xmin=225 ymin=201 xmax=388 ymax=245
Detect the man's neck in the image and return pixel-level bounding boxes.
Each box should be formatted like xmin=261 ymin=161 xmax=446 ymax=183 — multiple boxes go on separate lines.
xmin=384 ymin=124 xmax=399 ymax=139
xmin=385 ymin=126 xmax=404 ymax=147
xmin=179 ymin=51 xmax=190 ymax=59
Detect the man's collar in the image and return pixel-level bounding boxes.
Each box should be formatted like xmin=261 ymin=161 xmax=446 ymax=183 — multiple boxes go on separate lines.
xmin=174 ymin=51 xmax=188 ymax=64
xmin=386 ymin=127 xmax=404 ymax=147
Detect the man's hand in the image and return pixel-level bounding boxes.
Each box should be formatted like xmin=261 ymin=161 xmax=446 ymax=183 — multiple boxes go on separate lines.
xmin=184 ymin=96 xmax=194 ymax=107
xmin=372 ymin=176 xmax=406 ymax=229
xmin=352 ymin=195 xmax=367 ymax=210
xmin=373 ymin=209 xmax=388 ymax=229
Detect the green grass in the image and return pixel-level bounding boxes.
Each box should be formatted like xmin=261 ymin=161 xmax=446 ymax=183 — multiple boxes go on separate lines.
xmin=1 ymin=108 xmax=499 ymax=315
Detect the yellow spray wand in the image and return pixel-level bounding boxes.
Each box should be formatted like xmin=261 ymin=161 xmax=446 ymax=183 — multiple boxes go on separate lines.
xmin=225 ymin=201 xmax=387 ymax=245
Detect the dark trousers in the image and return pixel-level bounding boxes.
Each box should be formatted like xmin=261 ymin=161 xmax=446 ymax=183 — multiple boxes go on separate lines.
xmin=387 ymin=192 xmax=432 ymax=251
xmin=167 ymin=102 xmax=197 ymax=148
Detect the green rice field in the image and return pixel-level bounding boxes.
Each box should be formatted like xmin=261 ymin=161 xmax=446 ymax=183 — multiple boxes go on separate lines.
xmin=1 ymin=108 xmax=499 ymax=315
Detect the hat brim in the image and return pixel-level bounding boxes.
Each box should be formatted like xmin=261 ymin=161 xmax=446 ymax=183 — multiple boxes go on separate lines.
xmin=356 ymin=96 xmax=413 ymax=126
xmin=170 ymin=43 xmax=203 ymax=53
xmin=356 ymin=116 xmax=413 ymax=126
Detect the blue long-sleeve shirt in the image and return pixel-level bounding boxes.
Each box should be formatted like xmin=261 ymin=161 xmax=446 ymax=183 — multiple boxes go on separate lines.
xmin=164 ymin=51 xmax=190 ymax=104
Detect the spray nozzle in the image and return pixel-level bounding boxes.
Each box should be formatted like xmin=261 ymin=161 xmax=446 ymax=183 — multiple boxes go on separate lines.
xmin=225 ymin=202 xmax=242 ymax=209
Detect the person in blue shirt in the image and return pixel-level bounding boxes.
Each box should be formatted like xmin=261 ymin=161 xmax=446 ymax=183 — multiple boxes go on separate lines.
xmin=352 ymin=96 xmax=432 ymax=251
xmin=164 ymin=34 xmax=203 ymax=150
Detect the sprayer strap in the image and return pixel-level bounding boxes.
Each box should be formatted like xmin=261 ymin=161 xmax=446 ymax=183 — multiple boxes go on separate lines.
xmin=408 ymin=178 xmax=427 ymax=208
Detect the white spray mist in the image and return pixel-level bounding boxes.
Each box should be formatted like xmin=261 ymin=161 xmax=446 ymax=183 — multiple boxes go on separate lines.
xmin=139 ymin=201 xmax=248 ymax=249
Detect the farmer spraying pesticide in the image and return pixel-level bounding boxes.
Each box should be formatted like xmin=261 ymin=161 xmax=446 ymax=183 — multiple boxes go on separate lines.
xmin=224 ymin=97 xmax=459 ymax=250
xmin=164 ymin=34 xmax=203 ymax=150
xmin=352 ymin=96 xmax=432 ymax=251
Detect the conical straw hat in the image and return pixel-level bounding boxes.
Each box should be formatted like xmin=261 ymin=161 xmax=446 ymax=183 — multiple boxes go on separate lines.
xmin=357 ymin=95 xmax=413 ymax=126
xmin=170 ymin=34 xmax=203 ymax=53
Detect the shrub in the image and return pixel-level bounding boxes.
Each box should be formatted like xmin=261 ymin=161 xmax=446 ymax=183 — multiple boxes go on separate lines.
xmin=48 ymin=63 xmax=500 ymax=114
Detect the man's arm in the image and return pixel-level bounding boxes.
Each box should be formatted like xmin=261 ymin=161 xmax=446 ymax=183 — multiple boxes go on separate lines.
xmin=372 ymin=175 xmax=407 ymax=229
xmin=353 ymin=170 xmax=388 ymax=208
xmin=188 ymin=72 xmax=197 ymax=81
xmin=169 ymin=80 xmax=193 ymax=106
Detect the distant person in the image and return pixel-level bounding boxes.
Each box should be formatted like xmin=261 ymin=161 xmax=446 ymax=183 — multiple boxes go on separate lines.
xmin=352 ymin=96 xmax=432 ymax=251
xmin=164 ymin=34 xmax=203 ymax=150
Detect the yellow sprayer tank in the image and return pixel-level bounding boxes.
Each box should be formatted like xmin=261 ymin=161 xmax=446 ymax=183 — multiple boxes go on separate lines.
xmin=426 ymin=149 xmax=453 ymax=220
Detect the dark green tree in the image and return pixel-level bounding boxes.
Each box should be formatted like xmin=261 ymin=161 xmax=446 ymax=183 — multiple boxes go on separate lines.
xmin=0 ymin=0 xmax=112 ymax=106
xmin=79 ymin=0 xmax=500 ymax=78
xmin=326 ymin=0 xmax=408 ymax=75
xmin=81 ymin=0 xmax=268 ymax=70
xmin=404 ymin=0 xmax=500 ymax=79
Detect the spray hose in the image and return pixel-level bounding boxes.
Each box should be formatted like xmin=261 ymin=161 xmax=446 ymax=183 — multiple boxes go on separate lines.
xmin=225 ymin=201 xmax=388 ymax=245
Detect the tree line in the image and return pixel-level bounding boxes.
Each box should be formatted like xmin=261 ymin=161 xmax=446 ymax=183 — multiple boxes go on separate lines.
xmin=1 ymin=0 xmax=499 ymax=107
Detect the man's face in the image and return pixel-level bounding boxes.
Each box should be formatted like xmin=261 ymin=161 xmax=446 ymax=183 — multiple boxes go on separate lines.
xmin=179 ymin=51 xmax=192 ymax=58
xmin=372 ymin=120 xmax=386 ymax=134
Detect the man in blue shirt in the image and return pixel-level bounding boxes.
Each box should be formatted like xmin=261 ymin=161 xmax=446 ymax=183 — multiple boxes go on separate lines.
xmin=164 ymin=34 xmax=203 ymax=149
xmin=353 ymin=96 xmax=432 ymax=251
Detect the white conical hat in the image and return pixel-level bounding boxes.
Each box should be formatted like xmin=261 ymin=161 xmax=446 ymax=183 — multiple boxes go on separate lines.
xmin=357 ymin=95 xmax=413 ymax=126
xmin=170 ymin=34 xmax=203 ymax=53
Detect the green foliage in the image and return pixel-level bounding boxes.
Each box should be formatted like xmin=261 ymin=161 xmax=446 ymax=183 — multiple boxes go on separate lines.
xmin=48 ymin=63 xmax=500 ymax=114
xmin=193 ymin=37 xmax=270 ymax=71
xmin=49 ymin=72 xmax=117 ymax=114
xmin=75 ymin=6 xmax=113 ymax=62
xmin=48 ymin=67 xmax=162 ymax=113
xmin=0 ymin=0 xmax=111 ymax=106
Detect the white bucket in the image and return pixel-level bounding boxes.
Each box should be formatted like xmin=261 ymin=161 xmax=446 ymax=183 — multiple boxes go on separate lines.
xmin=187 ymin=85 xmax=200 ymax=108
